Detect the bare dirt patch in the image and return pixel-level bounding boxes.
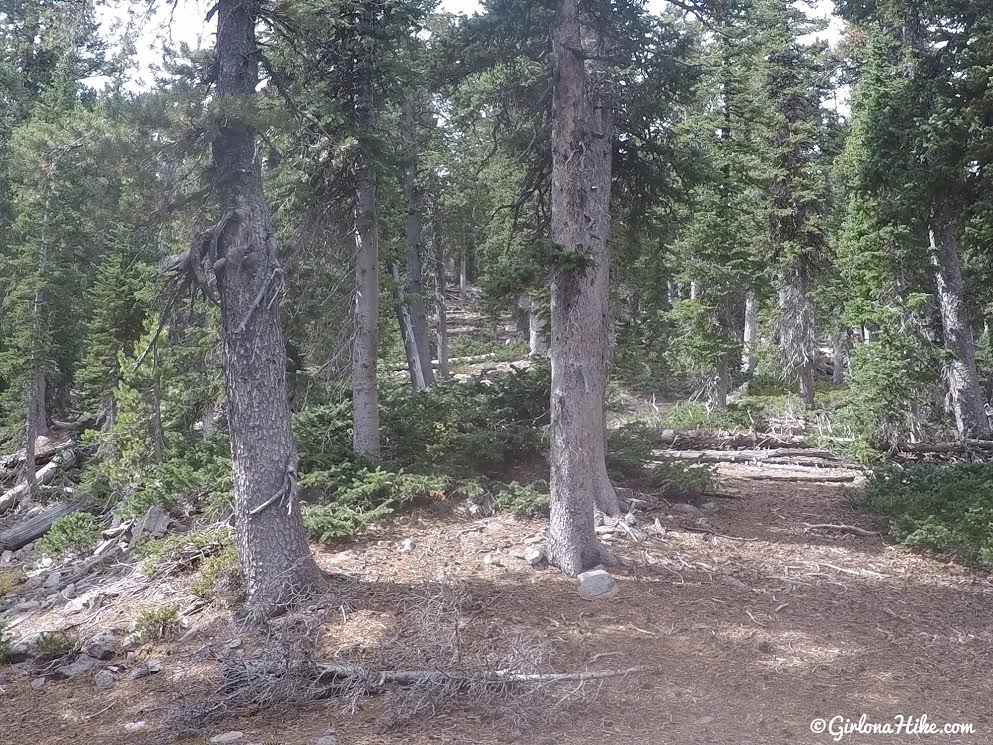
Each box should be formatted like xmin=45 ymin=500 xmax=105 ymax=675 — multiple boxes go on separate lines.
xmin=2 ymin=464 xmax=991 ymax=745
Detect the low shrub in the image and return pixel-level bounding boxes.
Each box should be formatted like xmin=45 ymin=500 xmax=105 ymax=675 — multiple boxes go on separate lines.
xmin=0 ymin=619 xmax=10 ymax=663
xmin=35 ymin=630 xmax=74 ymax=659
xmin=491 ymin=481 xmax=549 ymax=516
xmin=661 ymin=401 xmax=766 ymax=431
xmin=37 ymin=512 xmax=102 ymax=556
xmin=190 ymin=543 xmax=239 ymax=599
xmin=140 ymin=525 xmax=231 ymax=577
xmin=134 ymin=605 xmax=181 ymax=641
xmin=856 ymin=464 xmax=993 ymax=567
xmin=0 ymin=568 xmax=26 ymax=596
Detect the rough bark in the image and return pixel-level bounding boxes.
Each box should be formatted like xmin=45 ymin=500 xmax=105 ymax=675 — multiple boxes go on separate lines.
xmin=547 ymin=0 xmax=618 ymax=575
xmin=742 ymin=290 xmax=758 ymax=374
xmin=351 ymin=32 xmax=381 ymax=457
xmin=210 ymin=0 xmax=322 ymax=618
xmin=776 ymin=268 xmax=816 ymax=408
xmin=514 ymin=295 xmax=531 ymax=341
xmin=431 ymin=209 xmax=450 ymax=380
xmin=23 ymin=368 xmax=46 ymax=499
xmin=400 ymin=98 xmax=433 ymax=387
xmin=929 ymin=207 xmax=989 ymax=437
xmin=709 ymin=357 xmax=730 ymax=410
xmin=0 ymin=500 xmax=78 ymax=551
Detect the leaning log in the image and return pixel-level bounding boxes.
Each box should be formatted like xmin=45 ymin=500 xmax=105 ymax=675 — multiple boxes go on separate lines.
xmin=0 ymin=447 xmax=79 ymax=514
xmin=0 ymin=501 xmax=79 ymax=551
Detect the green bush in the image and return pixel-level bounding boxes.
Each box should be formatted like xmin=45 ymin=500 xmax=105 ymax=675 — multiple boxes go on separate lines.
xmin=190 ymin=543 xmax=239 ymax=599
xmin=857 ymin=464 xmax=993 ymax=566
xmin=118 ymin=435 xmax=233 ymax=518
xmin=37 ymin=512 xmax=102 ymax=556
xmin=35 ymin=630 xmax=74 ymax=659
xmin=134 ymin=605 xmax=181 ymax=641
xmin=492 ymin=481 xmax=549 ymax=516
xmin=139 ymin=525 xmax=231 ymax=577
xmin=661 ymin=401 xmax=766 ymax=431
xmin=607 ymin=422 xmax=716 ymax=495
xmin=0 ymin=619 xmax=10 ymax=663
xmin=301 ymin=468 xmax=448 ymax=543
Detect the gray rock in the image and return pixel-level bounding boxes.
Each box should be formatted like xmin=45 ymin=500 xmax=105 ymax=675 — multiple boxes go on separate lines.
xmin=120 ymin=633 xmax=141 ymax=652
xmin=85 ymin=629 xmax=120 ymax=660
xmin=30 ymin=677 xmax=46 ymax=689
xmin=14 ymin=600 xmax=40 ymax=612
xmin=397 ymin=537 xmax=416 ymax=553
xmin=209 ymin=732 xmax=245 ymax=744
xmin=124 ymin=721 xmax=148 ymax=733
xmin=178 ymin=627 xmax=200 ymax=644
xmin=624 ymin=512 xmax=639 ymax=526
xmin=699 ymin=501 xmax=719 ymax=515
xmin=40 ymin=556 xmax=53 ymax=568
xmin=482 ymin=552 xmax=504 ymax=567
xmin=226 ymin=637 xmax=242 ymax=649
xmin=9 ymin=634 xmax=40 ymax=663
xmin=671 ymin=503 xmax=704 ymax=518
xmin=524 ymin=547 xmax=546 ymax=567
xmin=43 ymin=571 xmax=60 ymax=589
xmin=577 ymin=569 xmax=619 ymax=600
xmin=54 ymin=655 xmax=99 ymax=680
xmin=62 ymin=583 xmax=76 ymax=598
xmin=1 ymin=549 xmax=12 ymax=563
xmin=130 ymin=659 xmax=162 ymax=679
xmin=94 ymin=669 xmax=114 ymax=689
xmin=315 ymin=735 xmax=337 ymax=745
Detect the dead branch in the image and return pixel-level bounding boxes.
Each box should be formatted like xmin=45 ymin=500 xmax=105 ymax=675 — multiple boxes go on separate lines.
xmin=802 ymin=523 xmax=880 ymax=537
xmin=0 ymin=447 xmax=79 ymax=514
xmin=0 ymin=500 xmax=79 ymax=551
xmin=315 ymin=664 xmax=655 ymax=688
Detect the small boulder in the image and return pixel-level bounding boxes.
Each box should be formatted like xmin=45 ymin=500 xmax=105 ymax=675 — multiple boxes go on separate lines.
xmin=94 ymin=669 xmax=114 ymax=689
xmin=30 ymin=677 xmax=46 ymax=690
xmin=397 ymin=538 xmax=416 ymax=553
xmin=524 ymin=547 xmax=546 ymax=568
xmin=671 ymin=503 xmax=704 ymax=518
xmin=124 ymin=721 xmax=148 ymax=733
xmin=130 ymin=659 xmax=162 ymax=679
xmin=315 ymin=734 xmax=337 ymax=745
xmin=54 ymin=655 xmax=99 ymax=680
xmin=209 ymin=732 xmax=245 ymax=744
xmin=1 ymin=549 xmax=13 ymax=563
xmin=577 ymin=569 xmax=619 ymax=600
xmin=85 ymin=630 xmax=120 ymax=660
xmin=699 ymin=501 xmax=719 ymax=515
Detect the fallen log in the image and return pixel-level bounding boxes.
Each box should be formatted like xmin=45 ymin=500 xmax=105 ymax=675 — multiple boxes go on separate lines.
xmin=0 ymin=436 xmax=69 ymax=471
xmin=0 ymin=447 xmax=79 ymax=514
xmin=652 ymin=447 xmax=843 ymax=468
xmin=0 ymin=500 xmax=80 ymax=551
xmin=387 ymin=352 xmax=497 ymax=372
xmin=734 ymin=472 xmax=858 ymax=483
xmin=896 ymin=439 xmax=993 ymax=454
xmin=802 ymin=522 xmax=879 ymax=537
xmin=315 ymin=663 xmax=655 ymax=688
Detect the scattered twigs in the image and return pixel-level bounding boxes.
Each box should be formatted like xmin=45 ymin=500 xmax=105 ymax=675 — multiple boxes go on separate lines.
xmin=677 ymin=524 xmax=760 ymax=542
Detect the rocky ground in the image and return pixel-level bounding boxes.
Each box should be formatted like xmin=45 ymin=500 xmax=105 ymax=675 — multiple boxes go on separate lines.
xmin=2 ymin=452 xmax=990 ymax=745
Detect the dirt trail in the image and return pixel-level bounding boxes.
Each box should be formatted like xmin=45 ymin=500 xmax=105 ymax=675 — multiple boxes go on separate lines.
xmin=3 ymin=457 xmax=990 ymax=745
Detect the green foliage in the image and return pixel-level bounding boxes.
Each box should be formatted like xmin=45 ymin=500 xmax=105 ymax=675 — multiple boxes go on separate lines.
xmin=858 ymin=465 xmax=993 ymax=567
xmin=36 ymin=512 xmax=101 ymax=556
xmin=661 ymin=401 xmax=766 ymax=431
xmin=301 ymin=468 xmax=447 ymax=543
xmin=0 ymin=568 xmax=26 ymax=596
xmin=0 ymin=619 xmax=10 ymax=663
xmin=139 ymin=525 xmax=232 ymax=577
xmin=648 ymin=460 xmax=715 ymax=496
xmin=34 ymin=630 xmax=74 ymax=659
xmin=134 ymin=605 xmax=181 ymax=642
xmin=491 ymin=481 xmax=549 ymax=516
xmin=190 ymin=543 xmax=239 ymax=599
xmin=607 ymin=422 xmax=715 ymax=494
xmin=117 ymin=436 xmax=233 ymax=518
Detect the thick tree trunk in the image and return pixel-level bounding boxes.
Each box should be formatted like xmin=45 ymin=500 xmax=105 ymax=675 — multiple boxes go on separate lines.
xmin=528 ymin=299 xmax=549 ymax=357
xmin=210 ymin=0 xmax=322 ymax=618
xmin=514 ymin=295 xmax=531 ymax=341
xmin=23 ymin=368 xmax=46 ymax=499
xmin=929 ymin=207 xmax=989 ymax=437
xmin=547 ymin=0 xmax=618 ymax=576
xmin=432 ymin=211 xmax=450 ymax=381
xmin=776 ymin=268 xmax=816 ymax=408
xmin=351 ymin=39 xmax=381 ymax=458
xmin=742 ymin=290 xmax=758 ymax=374
xmin=709 ymin=358 xmax=730 ymax=410
xmin=400 ymin=99 xmax=433 ymax=388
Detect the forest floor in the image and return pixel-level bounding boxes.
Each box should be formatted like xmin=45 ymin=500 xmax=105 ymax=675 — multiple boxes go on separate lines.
xmin=3 ymin=453 xmax=991 ymax=745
